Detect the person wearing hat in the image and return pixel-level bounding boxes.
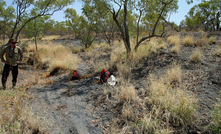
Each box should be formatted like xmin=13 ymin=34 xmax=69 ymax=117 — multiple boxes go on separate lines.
xmin=0 ymin=38 xmax=23 ymax=89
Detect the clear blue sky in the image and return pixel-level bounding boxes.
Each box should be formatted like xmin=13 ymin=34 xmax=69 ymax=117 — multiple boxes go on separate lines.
xmin=6 ymin=0 xmax=202 ymax=25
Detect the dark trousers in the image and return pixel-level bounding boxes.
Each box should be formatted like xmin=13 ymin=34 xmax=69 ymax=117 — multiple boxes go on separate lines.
xmin=2 ymin=64 xmax=18 ymax=86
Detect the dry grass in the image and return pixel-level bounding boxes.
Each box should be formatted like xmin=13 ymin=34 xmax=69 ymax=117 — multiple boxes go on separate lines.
xmin=26 ymin=43 xmax=80 ymax=73
xmin=167 ymin=35 xmax=180 ymax=45
xmin=190 ymin=48 xmax=203 ymax=63
xmin=118 ymin=85 xmax=138 ymax=102
xmin=165 ymin=63 xmax=182 ymax=84
xmin=208 ymin=36 xmax=216 ymax=45
xmin=213 ymin=46 xmax=221 ymax=57
xmin=194 ymin=36 xmax=208 ymax=47
xmin=183 ymin=35 xmax=194 ymax=46
xmin=116 ymin=62 xmax=131 ymax=82
xmin=109 ymin=63 xmax=197 ymax=133
xmin=171 ymin=44 xmax=181 ymax=53
xmin=41 ymin=35 xmax=60 ymax=41
xmin=0 ymin=90 xmax=48 ymax=133
xmin=211 ymin=92 xmax=221 ymax=133
xmin=110 ymin=38 xmax=167 ymax=66
xmin=145 ymin=67 xmax=197 ymax=132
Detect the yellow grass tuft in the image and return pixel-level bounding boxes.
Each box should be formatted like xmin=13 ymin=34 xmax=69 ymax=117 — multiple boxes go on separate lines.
xmin=165 ymin=63 xmax=182 ymax=84
xmin=183 ymin=35 xmax=194 ymax=46
xmin=171 ymin=44 xmax=181 ymax=53
xmin=26 ymin=43 xmax=80 ymax=72
xmin=213 ymin=47 xmax=221 ymax=57
xmin=146 ymin=69 xmax=197 ymax=130
xmin=211 ymin=92 xmax=221 ymax=133
xmin=116 ymin=62 xmax=131 ymax=82
xmin=190 ymin=48 xmax=203 ymax=63
xmin=118 ymin=85 xmax=138 ymax=102
xmin=0 ymin=90 xmax=48 ymax=133
xmin=167 ymin=35 xmax=180 ymax=45
xmin=208 ymin=36 xmax=216 ymax=45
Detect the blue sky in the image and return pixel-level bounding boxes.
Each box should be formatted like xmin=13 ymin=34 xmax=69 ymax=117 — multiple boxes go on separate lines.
xmin=6 ymin=0 xmax=202 ymax=25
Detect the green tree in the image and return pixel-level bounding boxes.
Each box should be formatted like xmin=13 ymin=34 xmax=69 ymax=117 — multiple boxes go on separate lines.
xmin=24 ymin=16 xmax=49 ymax=50
xmin=184 ymin=0 xmax=221 ymax=31
xmin=64 ymin=8 xmax=80 ymax=39
xmin=9 ymin=0 xmax=74 ymax=40
xmin=53 ymin=21 xmax=68 ymax=36
xmin=0 ymin=0 xmax=15 ymax=41
xmin=81 ymin=0 xmax=178 ymax=53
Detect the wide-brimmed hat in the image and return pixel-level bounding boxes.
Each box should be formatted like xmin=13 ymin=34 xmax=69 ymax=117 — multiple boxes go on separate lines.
xmin=9 ymin=38 xmax=18 ymax=43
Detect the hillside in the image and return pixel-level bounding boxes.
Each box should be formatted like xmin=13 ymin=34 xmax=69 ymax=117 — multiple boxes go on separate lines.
xmin=1 ymin=32 xmax=221 ymax=133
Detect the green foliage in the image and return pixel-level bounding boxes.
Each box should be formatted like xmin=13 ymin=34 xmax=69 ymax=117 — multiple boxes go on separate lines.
xmin=7 ymin=0 xmax=75 ymax=39
xmin=211 ymin=103 xmax=221 ymax=133
xmin=25 ymin=16 xmax=49 ymax=39
xmin=0 ymin=0 xmax=15 ymax=37
xmin=183 ymin=0 xmax=221 ymax=31
xmin=81 ymin=0 xmax=178 ymax=52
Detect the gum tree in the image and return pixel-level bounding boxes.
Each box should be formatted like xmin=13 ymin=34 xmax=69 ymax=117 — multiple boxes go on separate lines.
xmin=184 ymin=0 xmax=221 ymax=31
xmin=81 ymin=0 xmax=178 ymax=53
xmin=9 ymin=0 xmax=74 ymax=40
xmin=0 ymin=0 xmax=15 ymax=41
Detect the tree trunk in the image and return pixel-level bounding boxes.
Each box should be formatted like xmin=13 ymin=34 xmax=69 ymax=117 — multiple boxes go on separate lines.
xmin=123 ymin=0 xmax=131 ymax=53
xmin=216 ymin=12 xmax=220 ymax=31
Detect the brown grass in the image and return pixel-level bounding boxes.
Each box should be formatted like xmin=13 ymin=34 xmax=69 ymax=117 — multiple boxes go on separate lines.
xmin=26 ymin=43 xmax=81 ymax=73
xmin=171 ymin=44 xmax=181 ymax=53
xmin=109 ymin=62 xmax=197 ymax=133
xmin=213 ymin=46 xmax=221 ymax=57
xmin=118 ymin=85 xmax=138 ymax=102
xmin=0 ymin=90 xmax=48 ymax=133
xmin=183 ymin=35 xmax=194 ymax=46
xmin=165 ymin=63 xmax=182 ymax=84
xmin=211 ymin=91 xmax=221 ymax=133
xmin=208 ymin=36 xmax=216 ymax=45
xmin=167 ymin=35 xmax=180 ymax=45
xmin=190 ymin=48 xmax=203 ymax=63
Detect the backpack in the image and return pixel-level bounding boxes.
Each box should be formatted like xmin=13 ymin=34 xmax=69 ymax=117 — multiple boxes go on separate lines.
xmin=71 ymin=70 xmax=81 ymax=80
xmin=99 ymin=69 xmax=110 ymax=83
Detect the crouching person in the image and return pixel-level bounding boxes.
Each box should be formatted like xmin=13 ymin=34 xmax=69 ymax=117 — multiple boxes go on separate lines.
xmin=0 ymin=38 xmax=23 ymax=89
xmin=71 ymin=70 xmax=82 ymax=80
xmin=99 ymin=69 xmax=111 ymax=84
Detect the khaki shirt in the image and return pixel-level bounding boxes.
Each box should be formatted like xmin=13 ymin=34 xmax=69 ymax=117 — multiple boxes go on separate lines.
xmin=0 ymin=45 xmax=23 ymax=66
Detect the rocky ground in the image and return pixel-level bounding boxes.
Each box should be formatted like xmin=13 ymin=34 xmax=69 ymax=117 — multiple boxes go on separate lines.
xmin=2 ymin=33 xmax=221 ymax=133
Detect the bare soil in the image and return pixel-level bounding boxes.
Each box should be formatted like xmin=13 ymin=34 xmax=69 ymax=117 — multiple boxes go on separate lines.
xmin=2 ymin=32 xmax=221 ymax=133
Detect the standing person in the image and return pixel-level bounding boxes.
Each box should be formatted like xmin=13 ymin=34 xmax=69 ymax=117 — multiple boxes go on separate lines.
xmin=0 ymin=38 xmax=23 ymax=89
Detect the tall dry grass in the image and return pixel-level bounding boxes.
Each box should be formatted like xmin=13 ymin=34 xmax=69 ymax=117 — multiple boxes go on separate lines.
xmin=183 ymin=35 xmax=194 ymax=46
xmin=213 ymin=46 xmax=221 ymax=57
xmin=109 ymin=63 xmax=197 ymax=133
xmin=208 ymin=36 xmax=216 ymax=45
xmin=0 ymin=90 xmax=48 ymax=133
xmin=171 ymin=44 xmax=181 ymax=53
xmin=190 ymin=48 xmax=203 ymax=63
xmin=167 ymin=35 xmax=180 ymax=45
xmin=143 ymin=65 xmax=197 ymax=132
xmin=110 ymin=38 xmax=167 ymax=66
xmin=27 ymin=43 xmax=80 ymax=73
xmin=211 ymin=93 xmax=221 ymax=133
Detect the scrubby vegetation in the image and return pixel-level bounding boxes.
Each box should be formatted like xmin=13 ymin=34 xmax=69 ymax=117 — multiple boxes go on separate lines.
xmin=0 ymin=0 xmax=220 ymax=133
